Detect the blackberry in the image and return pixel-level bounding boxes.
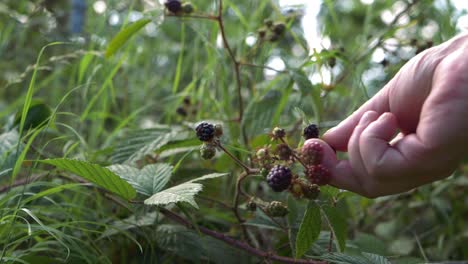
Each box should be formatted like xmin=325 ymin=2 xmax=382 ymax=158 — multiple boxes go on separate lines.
xmin=182 ymin=2 xmax=194 ymax=13
xmin=302 ymin=183 xmax=320 ymax=200
xmin=275 ymin=143 xmax=292 ymax=161
xmin=176 ymin=107 xmax=187 ymax=117
xmin=272 ymin=22 xmax=286 ymax=35
xmin=267 ymin=165 xmax=292 ymax=192
xmin=266 ymin=201 xmax=289 ymax=217
xmin=214 ymin=124 xmax=223 ymax=137
xmin=195 ymin=122 xmax=215 ymax=142
xmin=306 ymin=164 xmax=331 ymax=186
xmin=303 ymin=124 xmax=319 ymax=140
xmin=301 ymin=141 xmax=323 ymax=165
xmin=246 ymin=199 xmax=257 ymax=211
xmin=165 ymin=0 xmax=182 ymax=13
xmin=272 ymin=127 xmax=286 ymax=139
xmin=200 ymin=143 xmax=216 ymax=160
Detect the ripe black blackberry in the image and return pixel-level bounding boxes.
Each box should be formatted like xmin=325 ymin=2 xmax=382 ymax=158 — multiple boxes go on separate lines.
xmin=165 ymin=0 xmax=182 ymax=13
xmin=267 ymin=165 xmax=292 ymax=192
xmin=195 ymin=122 xmax=215 ymax=142
xmin=303 ymin=124 xmax=319 ymax=140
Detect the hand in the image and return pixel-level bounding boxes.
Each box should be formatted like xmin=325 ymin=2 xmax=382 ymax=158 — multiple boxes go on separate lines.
xmin=323 ymin=33 xmax=468 ymax=198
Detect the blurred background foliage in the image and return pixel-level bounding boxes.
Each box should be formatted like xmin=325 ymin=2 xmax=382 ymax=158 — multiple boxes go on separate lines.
xmin=0 ymin=0 xmax=467 ymax=263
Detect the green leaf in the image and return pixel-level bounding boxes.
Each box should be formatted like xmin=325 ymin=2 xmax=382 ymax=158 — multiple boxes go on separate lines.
xmin=322 ymin=205 xmax=347 ymax=252
xmin=362 ymin=253 xmax=391 ymax=264
xmin=108 ymin=163 xmax=173 ymax=196
xmin=188 ymin=172 xmax=229 ymax=183
xmin=242 ymin=90 xmax=282 ymax=137
xmin=290 ymin=70 xmax=323 ymax=121
xmin=39 ymin=158 xmax=136 ymax=200
xmin=111 ymin=127 xmax=186 ymax=164
xmin=295 ymin=202 xmax=321 ymax=258
xmin=105 ymin=18 xmax=152 ymax=58
xmin=0 ymin=130 xmax=21 ymax=176
xmin=144 ymin=182 xmax=203 ymax=209
xmin=100 ymin=212 xmax=161 ymax=238
xmin=319 ymin=252 xmax=371 ymax=264
xmin=14 ymin=100 xmax=52 ymax=130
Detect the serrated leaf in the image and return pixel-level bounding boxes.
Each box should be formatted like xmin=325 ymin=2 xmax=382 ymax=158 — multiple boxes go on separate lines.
xmin=295 ymin=202 xmax=321 ymax=258
xmin=100 ymin=212 xmax=161 ymax=238
xmin=144 ymin=182 xmax=203 ymax=208
xmin=108 ymin=163 xmax=173 ymax=196
xmin=39 ymin=159 xmax=136 ymax=200
xmin=319 ymin=252 xmax=371 ymax=264
xmin=105 ymin=18 xmax=152 ymax=58
xmin=188 ymin=172 xmax=229 ymax=183
xmin=111 ymin=127 xmax=186 ymax=164
xmin=322 ymin=205 xmax=347 ymax=252
xmin=362 ymin=253 xmax=391 ymax=264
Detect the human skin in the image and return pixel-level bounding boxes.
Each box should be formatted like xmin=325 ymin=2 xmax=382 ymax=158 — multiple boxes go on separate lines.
xmin=321 ymin=32 xmax=468 ymax=198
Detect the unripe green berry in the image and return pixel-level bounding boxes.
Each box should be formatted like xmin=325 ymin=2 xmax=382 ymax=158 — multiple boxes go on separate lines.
xmin=200 ymin=143 xmax=216 ymax=160
xmin=266 ymin=201 xmax=288 ymax=217
xmin=182 ymin=2 xmax=194 ymax=13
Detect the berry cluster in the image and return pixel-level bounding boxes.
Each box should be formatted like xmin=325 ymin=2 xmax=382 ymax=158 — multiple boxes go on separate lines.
xmin=195 ymin=121 xmax=223 ymax=160
xmin=254 ymin=124 xmax=332 ymax=199
xmin=257 ymin=19 xmax=286 ymax=42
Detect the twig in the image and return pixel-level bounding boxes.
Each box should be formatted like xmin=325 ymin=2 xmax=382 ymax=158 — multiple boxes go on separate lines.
xmin=216 ymin=0 xmax=245 ymax=126
xmin=217 ymin=143 xmax=252 ymax=173
xmin=239 ymin=62 xmax=288 ymax=74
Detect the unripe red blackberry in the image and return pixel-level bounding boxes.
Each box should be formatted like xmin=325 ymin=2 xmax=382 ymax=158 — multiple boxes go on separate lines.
xmin=272 ymin=127 xmax=286 ymax=139
xmin=306 ymin=164 xmax=331 ymax=186
xmin=275 ymin=143 xmax=292 ymax=161
xmin=303 ymin=124 xmax=319 ymax=140
xmin=195 ymin=122 xmax=215 ymax=142
xmin=267 ymin=165 xmax=292 ymax=192
xmin=266 ymin=201 xmax=289 ymax=217
xmin=165 ymin=0 xmax=182 ymax=13
xmin=200 ymin=143 xmax=216 ymax=160
xmin=301 ymin=141 xmax=323 ymax=165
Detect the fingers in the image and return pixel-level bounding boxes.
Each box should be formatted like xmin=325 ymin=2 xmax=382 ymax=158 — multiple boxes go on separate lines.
xmin=323 ymin=88 xmax=390 ymax=151
xmin=360 ymin=112 xmax=402 ymax=179
xmin=328 ymin=112 xmax=413 ymax=197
